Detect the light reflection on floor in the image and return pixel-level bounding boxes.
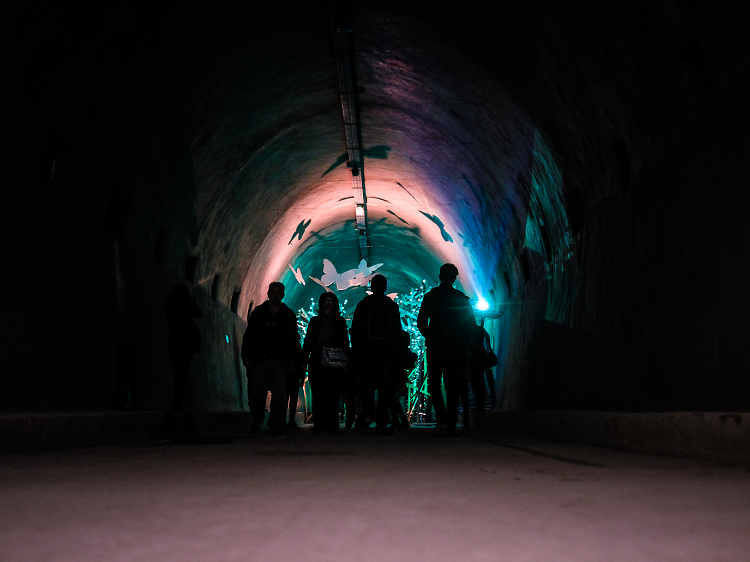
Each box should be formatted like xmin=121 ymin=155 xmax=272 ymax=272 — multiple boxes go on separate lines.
xmin=2 ymin=427 xmax=749 ymax=562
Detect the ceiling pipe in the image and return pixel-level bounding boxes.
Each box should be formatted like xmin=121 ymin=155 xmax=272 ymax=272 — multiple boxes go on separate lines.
xmin=330 ymin=1 xmax=369 ymax=261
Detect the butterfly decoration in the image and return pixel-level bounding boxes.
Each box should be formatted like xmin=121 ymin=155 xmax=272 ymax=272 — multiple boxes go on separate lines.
xmin=310 ymin=258 xmax=384 ymax=291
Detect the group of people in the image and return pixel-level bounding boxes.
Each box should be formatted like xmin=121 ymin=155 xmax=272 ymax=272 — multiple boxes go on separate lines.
xmin=239 ymin=263 xmax=492 ymax=437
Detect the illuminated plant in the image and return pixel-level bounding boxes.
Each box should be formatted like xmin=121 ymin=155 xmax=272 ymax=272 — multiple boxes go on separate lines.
xmin=296 ymin=284 xmax=432 ymax=423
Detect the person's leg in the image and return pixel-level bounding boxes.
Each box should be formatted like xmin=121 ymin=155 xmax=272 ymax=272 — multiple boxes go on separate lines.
xmin=470 ymin=363 xmax=486 ymax=411
xmin=426 ymin=347 xmax=447 ymax=427
xmin=249 ymin=359 xmax=271 ymax=431
xmin=267 ymin=359 xmax=288 ymax=432
xmin=374 ymin=358 xmax=393 ymax=432
xmin=357 ymin=358 xmax=376 ymax=430
xmin=246 ymin=369 xmax=252 ymax=413
xmin=391 ymin=375 xmax=410 ymax=428
xmin=285 ymin=370 xmax=300 ymax=428
xmin=343 ymin=373 xmax=356 ymax=428
xmin=423 ymin=395 xmax=434 ymax=423
xmin=485 ymin=368 xmax=496 ymax=407
xmin=325 ymin=369 xmax=341 ymax=434
xmin=389 ymin=391 xmax=409 ymax=430
xmin=308 ymin=374 xmax=323 ymax=433
xmin=443 ymin=358 xmax=464 ymax=435
xmin=460 ymin=380 xmax=470 ymax=429
xmin=311 ymin=366 xmax=338 ymax=434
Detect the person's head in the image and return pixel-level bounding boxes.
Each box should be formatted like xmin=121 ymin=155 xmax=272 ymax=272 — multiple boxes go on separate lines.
xmin=438 ymin=263 xmax=459 ymax=285
xmin=370 ymin=274 xmax=387 ymax=295
xmin=267 ymin=281 xmax=285 ymax=304
xmin=318 ymin=291 xmax=340 ymax=316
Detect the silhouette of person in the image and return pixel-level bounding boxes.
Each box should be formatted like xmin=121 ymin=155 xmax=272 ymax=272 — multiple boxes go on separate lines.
xmin=164 ymin=284 xmax=203 ymax=412
xmin=469 ymin=321 xmax=493 ymax=411
xmin=417 ymin=263 xmax=476 ymax=436
xmin=339 ymin=362 xmax=357 ymax=430
xmin=241 ymin=282 xmax=300 ymax=435
xmin=284 ymin=364 xmax=304 ymax=430
xmin=350 ymin=274 xmax=402 ymax=435
xmin=459 ymin=321 xmax=493 ymax=428
xmin=302 ymin=292 xmax=350 ymax=435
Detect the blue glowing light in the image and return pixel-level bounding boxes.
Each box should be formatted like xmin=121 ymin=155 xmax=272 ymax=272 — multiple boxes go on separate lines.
xmin=225 ymin=335 xmax=230 ymax=343
xmin=476 ymin=298 xmax=489 ymax=311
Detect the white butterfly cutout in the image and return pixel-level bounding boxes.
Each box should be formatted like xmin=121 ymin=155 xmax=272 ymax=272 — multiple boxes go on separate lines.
xmin=313 ymin=259 xmax=384 ymax=291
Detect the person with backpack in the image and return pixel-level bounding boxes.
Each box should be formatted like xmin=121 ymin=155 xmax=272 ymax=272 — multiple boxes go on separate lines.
xmin=241 ymin=282 xmax=301 ymax=436
xmin=417 ymin=264 xmax=477 ymax=436
xmin=469 ymin=320 xmax=496 ymax=412
xmin=350 ymin=274 xmax=402 ymax=435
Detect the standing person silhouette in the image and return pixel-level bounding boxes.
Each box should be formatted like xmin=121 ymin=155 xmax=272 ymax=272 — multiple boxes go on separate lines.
xmin=241 ymin=282 xmax=300 ymax=436
xmin=164 ymin=284 xmax=203 ymax=412
xmin=469 ymin=320 xmax=494 ymax=411
xmin=350 ymin=274 xmax=402 ymax=435
xmin=302 ymin=292 xmax=350 ymax=435
xmin=417 ymin=264 xmax=476 ymax=436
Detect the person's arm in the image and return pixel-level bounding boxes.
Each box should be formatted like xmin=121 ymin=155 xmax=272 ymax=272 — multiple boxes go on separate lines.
xmin=482 ymin=327 xmax=491 ymax=351
xmin=460 ymin=297 xmax=476 ymax=361
xmin=301 ymin=316 xmax=317 ymax=363
xmin=288 ymin=308 xmax=302 ymax=369
xmin=391 ymin=301 xmax=402 ymax=339
xmin=335 ymin=316 xmax=350 ymax=350
xmin=350 ymin=303 xmax=364 ymax=351
xmin=241 ymin=327 xmax=252 ymax=370
xmin=241 ymin=309 xmax=259 ymax=370
xmin=416 ymin=293 xmax=431 ymax=340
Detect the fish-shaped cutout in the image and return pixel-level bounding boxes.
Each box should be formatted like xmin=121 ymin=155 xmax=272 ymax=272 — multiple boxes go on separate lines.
xmin=288 ymin=219 xmax=311 ymax=245
xmin=288 ymin=264 xmax=305 ymax=285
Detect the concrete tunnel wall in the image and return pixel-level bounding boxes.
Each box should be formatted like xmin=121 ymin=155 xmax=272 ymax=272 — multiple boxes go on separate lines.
xmin=1 ymin=1 xmax=749 ymax=414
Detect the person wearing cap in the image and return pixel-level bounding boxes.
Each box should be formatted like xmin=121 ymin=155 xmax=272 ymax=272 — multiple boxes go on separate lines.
xmin=417 ymin=263 xmax=476 ymax=436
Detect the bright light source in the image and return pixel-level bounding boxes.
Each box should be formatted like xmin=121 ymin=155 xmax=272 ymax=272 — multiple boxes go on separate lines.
xmin=476 ymin=298 xmax=489 ymax=311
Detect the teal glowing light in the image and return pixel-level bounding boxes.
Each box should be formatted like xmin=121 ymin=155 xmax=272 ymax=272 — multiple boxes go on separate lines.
xmin=476 ymin=298 xmax=489 ymax=311
xmin=225 ymin=335 xmax=230 ymax=343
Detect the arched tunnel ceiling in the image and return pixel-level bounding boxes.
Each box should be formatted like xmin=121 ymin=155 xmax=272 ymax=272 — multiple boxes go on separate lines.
xmin=8 ymin=0 xmax=749 ymax=413
xmin=132 ymin=6 xmax=538 ymax=315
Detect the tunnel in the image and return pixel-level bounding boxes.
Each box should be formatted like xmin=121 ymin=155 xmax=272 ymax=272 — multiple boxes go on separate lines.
xmin=3 ymin=1 xmax=750 ymax=412
xmin=3 ymin=2 xmax=750 ymax=560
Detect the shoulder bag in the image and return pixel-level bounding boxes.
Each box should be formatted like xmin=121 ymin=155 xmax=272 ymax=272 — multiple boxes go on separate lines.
xmin=321 ymin=346 xmax=349 ymax=369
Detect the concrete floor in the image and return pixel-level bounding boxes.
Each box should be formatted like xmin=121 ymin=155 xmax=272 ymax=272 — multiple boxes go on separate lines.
xmin=2 ymin=426 xmax=749 ymax=562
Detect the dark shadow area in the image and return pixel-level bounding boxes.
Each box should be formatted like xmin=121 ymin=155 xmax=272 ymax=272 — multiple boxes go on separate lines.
xmin=288 ymin=219 xmax=312 ymax=245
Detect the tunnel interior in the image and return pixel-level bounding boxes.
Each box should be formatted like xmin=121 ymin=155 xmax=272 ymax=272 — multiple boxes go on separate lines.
xmin=3 ymin=0 xmax=750 ymax=414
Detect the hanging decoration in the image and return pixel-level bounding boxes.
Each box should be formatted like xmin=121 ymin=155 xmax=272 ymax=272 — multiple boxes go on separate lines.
xmin=309 ymin=258 xmax=383 ymax=291
xmin=288 ymin=264 xmax=305 ymax=285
